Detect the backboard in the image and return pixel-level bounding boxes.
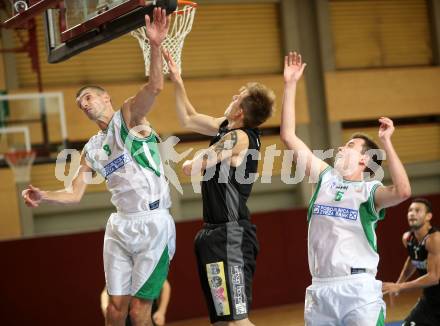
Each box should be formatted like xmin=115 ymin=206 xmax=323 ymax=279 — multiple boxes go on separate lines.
xmin=46 ymin=0 xmax=177 ymax=63
xmin=0 ymin=92 xmax=68 ymax=158
xmin=1 ymin=0 xmax=177 ymax=63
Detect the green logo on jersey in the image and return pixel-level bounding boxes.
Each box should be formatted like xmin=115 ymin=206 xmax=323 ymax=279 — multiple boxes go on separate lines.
xmin=120 ymin=122 xmax=161 ymax=177
xmin=335 ymin=191 xmax=344 ymax=201
xmin=103 ymin=144 xmax=112 ymax=156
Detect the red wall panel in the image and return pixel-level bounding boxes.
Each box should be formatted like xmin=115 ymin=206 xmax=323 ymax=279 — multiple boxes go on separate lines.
xmin=0 ymin=194 xmax=438 ymax=325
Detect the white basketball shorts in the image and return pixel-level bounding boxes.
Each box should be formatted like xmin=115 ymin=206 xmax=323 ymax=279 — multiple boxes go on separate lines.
xmin=304 ymin=273 xmax=385 ymax=326
xmin=103 ymin=209 xmax=175 ymax=300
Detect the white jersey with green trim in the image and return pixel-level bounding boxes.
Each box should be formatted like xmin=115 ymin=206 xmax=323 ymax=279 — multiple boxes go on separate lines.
xmin=83 ymin=110 xmax=171 ymax=213
xmin=307 ymin=167 xmax=385 ymax=278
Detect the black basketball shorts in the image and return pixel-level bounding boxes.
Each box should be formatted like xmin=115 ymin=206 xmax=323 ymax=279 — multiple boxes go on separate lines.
xmin=403 ymin=296 xmax=440 ymax=326
xmin=194 ymin=220 xmax=259 ymax=324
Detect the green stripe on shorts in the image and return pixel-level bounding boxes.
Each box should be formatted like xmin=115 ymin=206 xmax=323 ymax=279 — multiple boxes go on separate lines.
xmin=134 ymin=246 xmax=169 ymax=300
xmin=376 ymin=307 xmax=385 ymax=326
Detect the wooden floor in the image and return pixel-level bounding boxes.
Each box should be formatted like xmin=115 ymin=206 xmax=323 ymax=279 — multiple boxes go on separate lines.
xmin=169 ymin=290 xmax=421 ymax=326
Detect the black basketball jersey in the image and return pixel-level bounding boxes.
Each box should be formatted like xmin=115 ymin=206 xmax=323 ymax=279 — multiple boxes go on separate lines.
xmin=407 ymin=226 xmax=440 ymax=304
xmin=201 ymin=120 xmax=260 ymax=224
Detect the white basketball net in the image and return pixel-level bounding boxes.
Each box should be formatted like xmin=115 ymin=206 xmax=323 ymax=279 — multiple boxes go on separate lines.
xmin=131 ymin=4 xmax=197 ymax=76
xmin=5 ymin=150 xmax=36 ymax=183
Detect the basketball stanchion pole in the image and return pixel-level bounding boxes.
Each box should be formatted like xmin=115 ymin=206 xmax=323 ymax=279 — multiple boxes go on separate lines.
xmin=5 ymin=150 xmax=36 ymax=236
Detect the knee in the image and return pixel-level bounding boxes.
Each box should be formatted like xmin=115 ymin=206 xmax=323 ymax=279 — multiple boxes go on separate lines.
xmin=129 ymin=305 xmax=152 ymax=324
xmin=128 ymin=306 xmax=141 ymax=321
xmin=106 ymin=302 xmax=128 ymax=321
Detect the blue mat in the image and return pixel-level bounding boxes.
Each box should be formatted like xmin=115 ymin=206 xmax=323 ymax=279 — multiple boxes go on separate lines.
xmin=386 ymin=322 xmax=402 ymax=326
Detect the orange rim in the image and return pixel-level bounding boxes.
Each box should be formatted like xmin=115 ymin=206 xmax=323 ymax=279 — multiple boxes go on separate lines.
xmin=175 ymin=0 xmax=197 ymax=15
xmin=4 ymin=150 xmax=36 ymax=164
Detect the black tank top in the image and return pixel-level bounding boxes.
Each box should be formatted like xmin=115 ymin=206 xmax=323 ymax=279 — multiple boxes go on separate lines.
xmin=407 ymin=226 xmax=440 ymax=304
xmin=201 ymin=120 xmax=260 ymax=224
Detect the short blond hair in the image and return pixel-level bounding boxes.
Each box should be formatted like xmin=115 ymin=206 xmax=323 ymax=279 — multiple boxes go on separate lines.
xmin=240 ymin=82 xmax=275 ymax=128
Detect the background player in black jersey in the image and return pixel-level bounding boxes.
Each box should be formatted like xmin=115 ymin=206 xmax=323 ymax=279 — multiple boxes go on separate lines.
xmin=383 ymin=198 xmax=440 ymax=325
xmin=164 ymin=51 xmax=275 ymax=326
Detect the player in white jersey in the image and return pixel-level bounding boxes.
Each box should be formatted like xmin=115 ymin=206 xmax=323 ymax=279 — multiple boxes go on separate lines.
xmin=21 ymin=8 xmax=174 ymax=326
xmin=280 ymin=52 xmax=411 ymax=325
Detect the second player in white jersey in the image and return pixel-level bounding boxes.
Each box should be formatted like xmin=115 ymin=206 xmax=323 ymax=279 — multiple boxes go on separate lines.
xmin=308 ymin=167 xmax=385 ymax=278
xmin=280 ymin=51 xmax=411 ymax=325
xmin=84 ymin=110 xmax=171 ymax=213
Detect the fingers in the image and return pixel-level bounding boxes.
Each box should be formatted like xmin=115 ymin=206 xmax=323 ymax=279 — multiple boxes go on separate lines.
xmin=158 ymin=7 xmax=164 ymax=24
xmin=152 ymin=7 xmax=160 ymax=24
xmin=21 ymin=188 xmax=33 ymax=206
xmin=166 ymin=50 xmax=172 ymax=63
xmin=159 ymin=8 xmax=165 ymax=26
xmin=22 ymin=184 xmax=41 ymax=208
xmin=161 ymin=47 xmax=169 ymax=61
xmin=144 ymin=13 xmax=150 ymax=28
xmin=164 ymin=11 xmax=171 ymax=30
xmin=23 ymin=193 xmax=37 ymax=208
xmin=153 ymin=7 xmax=168 ymax=26
xmin=379 ymin=117 xmax=393 ymax=126
xmin=292 ymin=52 xmax=298 ymax=66
xmin=21 ymin=188 xmax=29 ymax=198
xmin=148 ymin=7 xmax=163 ymax=26
xmin=286 ymin=51 xmax=304 ymax=67
xmin=162 ymin=48 xmax=175 ymax=66
xmin=25 ymin=198 xmax=36 ymax=208
xmin=29 ymin=184 xmax=39 ymax=192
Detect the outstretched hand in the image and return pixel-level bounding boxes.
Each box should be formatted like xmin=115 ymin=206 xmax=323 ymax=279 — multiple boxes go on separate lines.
xmin=22 ymin=184 xmax=43 ymax=208
xmin=382 ymin=282 xmax=401 ymax=296
xmin=145 ymin=8 xmax=170 ymax=47
xmin=378 ymin=117 xmax=395 ymax=142
xmin=162 ymin=48 xmax=181 ymax=82
xmin=284 ymin=51 xmax=306 ymax=84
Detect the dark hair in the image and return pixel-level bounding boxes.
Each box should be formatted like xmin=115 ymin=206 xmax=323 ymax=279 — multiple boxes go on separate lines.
xmin=240 ymin=82 xmax=275 ymax=128
xmin=75 ymin=85 xmax=107 ymax=100
xmin=411 ymin=198 xmax=432 ymax=213
xmin=350 ymin=133 xmax=382 ymax=176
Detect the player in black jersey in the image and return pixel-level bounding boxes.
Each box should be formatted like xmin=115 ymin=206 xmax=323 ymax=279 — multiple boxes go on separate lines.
xmin=383 ymin=198 xmax=440 ymax=325
xmin=164 ymin=51 xmax=275 ymax=325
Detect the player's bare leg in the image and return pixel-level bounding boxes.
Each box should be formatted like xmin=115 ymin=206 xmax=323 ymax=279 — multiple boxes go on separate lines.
xmin=106 ymin=295 xmax=130 ymax=326
xmin=129 ymin=297 xmax=154 ymax=326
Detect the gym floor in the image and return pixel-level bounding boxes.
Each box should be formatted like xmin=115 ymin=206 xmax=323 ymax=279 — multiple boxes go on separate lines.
xmin=168 ymin=290 xmax=420 ymax=325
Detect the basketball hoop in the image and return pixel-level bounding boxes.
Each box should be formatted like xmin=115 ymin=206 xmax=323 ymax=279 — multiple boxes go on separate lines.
xmin=4 ymin=150 xmax=36 ymax=183
xmin=131 ymin=0 xmax=197 ymax=76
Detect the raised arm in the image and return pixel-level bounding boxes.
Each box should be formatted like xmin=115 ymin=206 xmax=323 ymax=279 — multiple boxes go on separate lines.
xmin=182 ymin=130 xmax=248 ymax=176
xmin=122 ymin=8 xmax=170 ymax=125
xmin=163 ymin=50 xmax=225 ymax=136
xmin=383 ymin=233 xmax=440 ymax=295
xmin=280 ymin=51 xmax=328 ymax=177
xmin=396 ymin=233 xmax=417 ymax=283
xmin=396 ymin=257 xmax=417 ymax=284
xmin=374 ymin=117 xmax=411 ymax=211
xmin=21 ymin=152 xmax=92 ymax=207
